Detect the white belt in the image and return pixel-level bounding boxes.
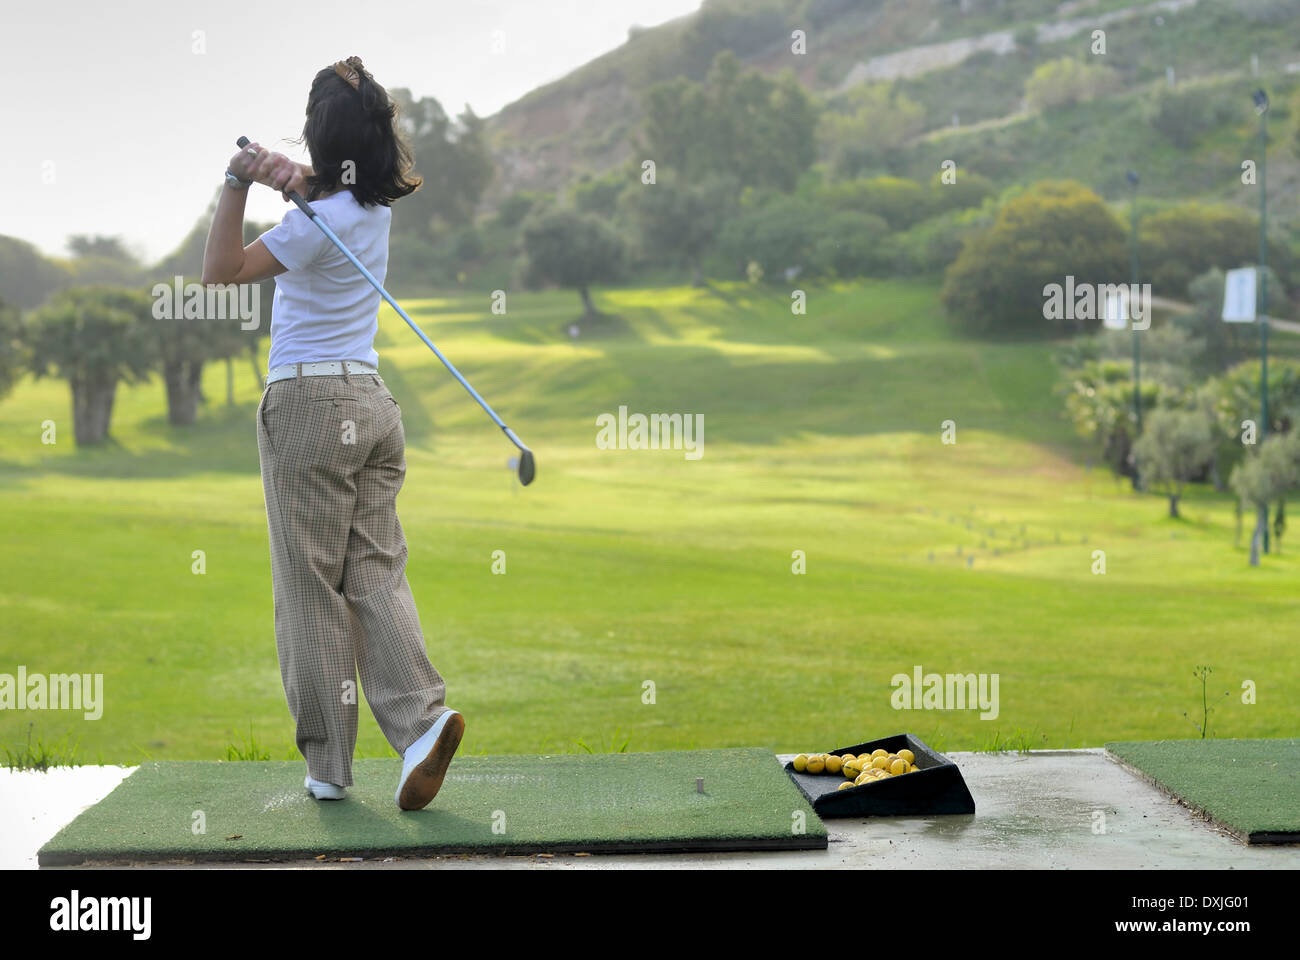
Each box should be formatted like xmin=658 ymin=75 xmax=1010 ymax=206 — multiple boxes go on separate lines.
xmin=266 ymin=360 xmax=378 ymax=384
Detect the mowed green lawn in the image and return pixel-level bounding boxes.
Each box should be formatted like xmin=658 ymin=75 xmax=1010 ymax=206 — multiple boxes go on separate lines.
xmin=1 ymin=279 xmax=1296 ymax=765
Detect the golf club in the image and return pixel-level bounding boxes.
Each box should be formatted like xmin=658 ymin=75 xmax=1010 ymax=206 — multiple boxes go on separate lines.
xmin=237 ymin=136 xmax=536 ymax=486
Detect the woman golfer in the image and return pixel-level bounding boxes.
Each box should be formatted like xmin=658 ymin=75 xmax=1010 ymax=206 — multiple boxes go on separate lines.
xmin=202 ymin=56 xmax=463 ymax=809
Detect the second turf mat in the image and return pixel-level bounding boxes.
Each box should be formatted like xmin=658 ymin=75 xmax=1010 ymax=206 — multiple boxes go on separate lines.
xmin=39 ymin=748 xmax=827 ymax=865
xmin=1107 ymin=738 xmax=1300 ymax=844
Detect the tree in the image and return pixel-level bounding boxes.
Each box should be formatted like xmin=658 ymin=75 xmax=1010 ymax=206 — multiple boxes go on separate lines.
xmin=154 ymin=207 xmax=274 ymax=411
xmin=67 ymin=235 xmax=135 ymax=261
xmin=927 ymin=170 xmax=996 ymax=216
xmin=941 ymin=181 xmax=1127 ymax=336
xmin=149 ymin=309 xmax=205 ymax=425
xmin=819 ymin=82 xmax=925 ymax=176
xmin=625 ymin=174 xmax=736 ymax=285
xmin=0 ymin=235 xmax=71 ymax=310
xmin=714 ymin=195 xmax=890 ymax=281
xmin=495 ymin=191 xmax=542 ymax=229
xmin=806 ymin=210 xmax=893 ymax=280
xmin=893 ymin=205 xmax=995 ymax=276
xmin=65 ymin=233 xmax=142 ymax=287
xmin=1178 ymin=265 xmax=1285 ymax=374
xmin=1133 ymin=408 xmax=1218 ymax=517
xmin=1212 ymin=358 xmax=1300 ymax=442
xmin=0 ymin=298 xmax=23 ymax=402
xmin=25 ymin=286 xmax=155 ymax=445
xmin=573 ymin=172 xmax=627 ymax=219
xmin=1139 ymin=203 xmax=1288 ymax=299
xmin=1212 ymin=357 xmax=1300 ymax=549
xmin=389 ymin=91 xmax=495 ymax=233
xmin=677 ymin=1 xmax=789 ymax=76
xmin=143 ymin=283 xmax=269 ymax=425
xmin=816 ymin=176 xmax=930 ymax=231
xmin=1293 ymin=85 xmax=1300 ymax=160
xmin=1061 ymin=357 xmax=1162 ymax=477
xmin=1183 ymin=268 xmax=1233 ymax=372
xmin=1231 ymin=433 xmax=1300 ymax=566
xmin=1060 ymin=327 xmax=1219 ymax=482
xmin=521 ymin=209 xmax=625 ymax=317
xmin=641 ymin=50 xmax=817 ymax=193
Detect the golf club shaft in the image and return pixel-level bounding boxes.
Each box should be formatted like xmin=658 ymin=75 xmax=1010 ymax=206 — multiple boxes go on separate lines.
xmin=235 ymin=137 xmax=525 ymax=452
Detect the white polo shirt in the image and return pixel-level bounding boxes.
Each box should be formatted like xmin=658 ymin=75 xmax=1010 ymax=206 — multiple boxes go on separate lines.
xmin=259 ymin=190 xmax=391 ymax=371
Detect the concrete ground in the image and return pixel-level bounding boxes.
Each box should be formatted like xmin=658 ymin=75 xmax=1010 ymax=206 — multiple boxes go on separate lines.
xmin=6 ymin=749 xmax=1298 ymax=869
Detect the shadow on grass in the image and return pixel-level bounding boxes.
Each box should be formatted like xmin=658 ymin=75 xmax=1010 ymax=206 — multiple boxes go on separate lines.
xmin=0 ymin=401 xmax=261 ymax=483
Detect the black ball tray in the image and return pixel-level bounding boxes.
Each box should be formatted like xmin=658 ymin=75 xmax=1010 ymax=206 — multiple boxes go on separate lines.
xmin=783 ymin=732 xmax=976 ymax=818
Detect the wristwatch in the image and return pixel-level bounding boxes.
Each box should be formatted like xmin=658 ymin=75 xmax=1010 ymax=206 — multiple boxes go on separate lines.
xmin=225 ymin=169 xmax=252 ymax=190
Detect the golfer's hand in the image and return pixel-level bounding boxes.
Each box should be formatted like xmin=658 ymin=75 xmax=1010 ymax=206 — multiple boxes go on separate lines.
xmin=229 ymin=143 xmax=306 ymax=200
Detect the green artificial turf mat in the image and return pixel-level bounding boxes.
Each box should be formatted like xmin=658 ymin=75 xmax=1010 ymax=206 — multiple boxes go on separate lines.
xmin=38 ymin=748 xmax=826 ymax=865
xmin=1106 ymin=739 xmax=1300 ymax=844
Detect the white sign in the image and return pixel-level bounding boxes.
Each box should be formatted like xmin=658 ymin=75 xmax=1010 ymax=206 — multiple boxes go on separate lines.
xmin=1102 ymin=287 xmax=1129 ymax=330
xmin=1223 ymin=267 xmax=1257 ymax=323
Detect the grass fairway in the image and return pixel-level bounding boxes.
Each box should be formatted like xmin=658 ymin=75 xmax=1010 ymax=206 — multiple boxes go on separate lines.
xmin=1107 ymin=740 xmax=1300 ymax=843
xmin=2 ymin=279 xmax=1297 ymax=766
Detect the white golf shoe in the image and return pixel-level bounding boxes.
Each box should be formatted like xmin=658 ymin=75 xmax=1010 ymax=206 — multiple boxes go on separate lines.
xmin=395 ymin=709 xmax=464 ymax=811
xmin=304 ymin=775 xmax=346 ymax=801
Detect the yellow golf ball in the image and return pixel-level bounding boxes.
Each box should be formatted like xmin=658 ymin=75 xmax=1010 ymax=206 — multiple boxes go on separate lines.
xmin=838 ymin=781 xmax=854 ymax=790
xmin=792 ymin=754 xmax=809 ymax=773
xmin=806 ymin=756 xmax=825 ymax=775
xmin=898 ymin=749 xmax=915 ymax=764
xmin=825 ymin=755 xmax=843 ymax=775
xmin=890 ymin=759 xmax=907 ymax=776
xmin=870 ymin=749 xmax=888 ymax=760
xmin=871 ymin=756 xmax=890 ymax=770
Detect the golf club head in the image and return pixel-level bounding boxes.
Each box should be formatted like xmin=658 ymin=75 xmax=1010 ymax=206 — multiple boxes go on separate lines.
xmin=514 ymin=444 xmax=535 ymax=481
xmin=517 ymin=447 xmax=536 ymax=486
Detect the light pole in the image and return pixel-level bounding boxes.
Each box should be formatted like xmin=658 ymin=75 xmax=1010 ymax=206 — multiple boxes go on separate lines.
xmin=1253 ymin=88 xmax=1269 ymax=440
xmin=1127 ymin=170 xmax=1142 ymax=490
xmin=1254 ymin=87 xmax=1270 ymax=551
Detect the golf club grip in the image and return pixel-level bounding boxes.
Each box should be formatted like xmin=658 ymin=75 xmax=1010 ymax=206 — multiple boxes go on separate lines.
xmin=235 ymin=136 xmax=314 ymax=216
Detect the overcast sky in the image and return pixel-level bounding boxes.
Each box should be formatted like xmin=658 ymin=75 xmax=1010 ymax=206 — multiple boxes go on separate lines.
xmin=0 ymin=0 xmax=702 ymax=264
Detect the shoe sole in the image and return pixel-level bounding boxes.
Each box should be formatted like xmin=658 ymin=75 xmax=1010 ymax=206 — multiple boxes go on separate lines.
xmin=397 ymin=712 xmax=465 ymax=811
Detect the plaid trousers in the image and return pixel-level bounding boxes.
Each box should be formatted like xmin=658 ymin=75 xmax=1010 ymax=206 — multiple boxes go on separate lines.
xmin=256 ymin=370 xmax=447 ymax=786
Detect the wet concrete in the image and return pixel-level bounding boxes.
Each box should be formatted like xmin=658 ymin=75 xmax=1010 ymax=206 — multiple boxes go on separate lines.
xmin=1 ymin=764 xmax=134 ymax=869
xmin=8 ymin=750 xmax=1299 ymax=869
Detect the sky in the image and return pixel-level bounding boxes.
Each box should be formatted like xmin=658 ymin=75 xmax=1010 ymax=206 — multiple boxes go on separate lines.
xmin=0 ymin=0 xmax=703 ymax=264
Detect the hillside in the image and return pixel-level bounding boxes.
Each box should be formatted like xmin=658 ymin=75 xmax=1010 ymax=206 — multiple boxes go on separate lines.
xmin=484 ymin=0 xmax=1300 ymax=226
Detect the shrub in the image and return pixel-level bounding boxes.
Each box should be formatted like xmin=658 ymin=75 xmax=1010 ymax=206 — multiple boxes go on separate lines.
xmin=1146 ymin=83 xmax=1237 ymax=149
xmin=927 ymin=170 xmax=996 ymax=215
xmin=1025 ymin=58 xmax=1120 ymax=111
xmin=1139 ymin=203 xmax=1289 ymax=298
xmin=941 ymin=180 xmax=1126 ymax=336
xmin=807 ymin=211 xmax=893 ymax=279
xmin=716 ymin=196 xmax=891 ymax=280
xmin=495 ymin=191 xmax=542 ymax=229
xmin=816 ymin=176 xmax=930 ymax=230
xmin=893 ymin=206 xmax=995 ymax=276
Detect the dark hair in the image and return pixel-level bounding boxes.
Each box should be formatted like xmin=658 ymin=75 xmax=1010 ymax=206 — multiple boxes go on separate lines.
xmin=298 ymin=60 xmax=421 ymax=206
